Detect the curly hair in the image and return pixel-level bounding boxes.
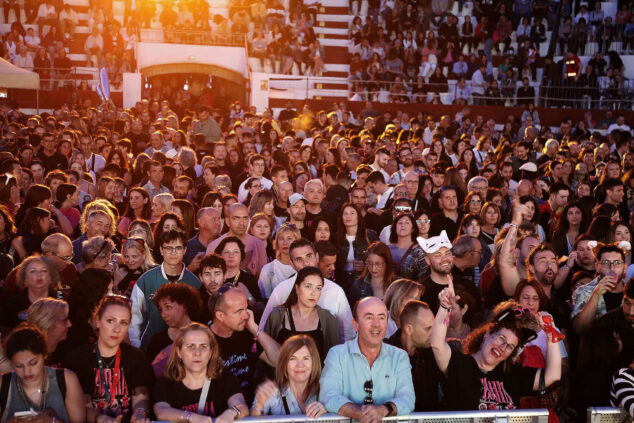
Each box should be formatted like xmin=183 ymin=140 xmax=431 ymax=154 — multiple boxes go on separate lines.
xmin=152 ymin=282 xmax=202 ymax=321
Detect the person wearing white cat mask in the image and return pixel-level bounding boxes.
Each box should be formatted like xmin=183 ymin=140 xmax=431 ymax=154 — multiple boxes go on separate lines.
xmin=418 ymin=231 xmax=456 ymax=313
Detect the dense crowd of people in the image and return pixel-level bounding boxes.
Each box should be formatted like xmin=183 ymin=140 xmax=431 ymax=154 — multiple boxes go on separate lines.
xmin=346 ymin=0 xmax=634 ymax=108
xmin=0 ymin=90 xmax=633 ymax=423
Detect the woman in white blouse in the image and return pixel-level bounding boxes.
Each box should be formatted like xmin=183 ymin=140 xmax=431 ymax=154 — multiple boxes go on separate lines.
xmin=250 ymin=335 xmax=327 ymax=417
xmin=258 ymin=223 xmax=301 ymax=298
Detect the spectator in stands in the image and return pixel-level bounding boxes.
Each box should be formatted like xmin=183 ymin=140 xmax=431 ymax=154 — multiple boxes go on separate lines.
xmin=36 ymin=0 xmax=57 ymax=39
xmin=319 ymin=296 xmax=415 ymax=417
xmin=84 ymin=27 xmax=104 ymax=67
xmin=12 ymin=45 xmax=33 ymax=71
xmin=59 ymin=4 xmax=78 ymax=40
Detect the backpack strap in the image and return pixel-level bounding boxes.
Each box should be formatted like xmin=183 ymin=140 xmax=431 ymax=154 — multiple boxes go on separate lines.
xmin=0 ymin=372 xmax=12 ymax=409
xmin=55 ymin=369 xmax=67 ymax=399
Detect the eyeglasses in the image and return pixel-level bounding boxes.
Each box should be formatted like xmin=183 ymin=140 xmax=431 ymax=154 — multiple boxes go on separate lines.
xmin=128 ymin=229 xmax=146 ymax=237
xmin=493 ymin=334 xmax=517 ymax=355
xmin=416 ymin=219 xmax=431 ymax=224
xmin=394 ymin=205 xmax=412 ymax=212
xmin=470 ymin=199 xmax=482 ymax=204
xmin=366 ymin=260 xmax=385 ymax=268
xmin=363 ymin=380 xmax=373 ymax=405
xmin=53 ymin=252 xmax=74 ymax=262
xmin=162 ymin=245 xmax=185 ymax=254
xmin=513 ymin=307 xmax=531 ymax=316
xmin=600 ymin=260 xmax=623 ymax=267
xmin=470 ymin=249 xmax=483 ymax=256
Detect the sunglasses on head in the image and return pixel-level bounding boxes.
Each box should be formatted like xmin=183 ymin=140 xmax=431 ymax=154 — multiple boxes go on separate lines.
xmin=495 ymin=308 xmax=538 ymax=344
xmin=123 ymin=237 xmax=145 ymax=247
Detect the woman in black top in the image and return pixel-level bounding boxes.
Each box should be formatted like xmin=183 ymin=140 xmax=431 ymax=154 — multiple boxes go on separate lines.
xmin=430 ymin=282 xmax=561 ymax=410
xmin=263 ymin=267 xmax=340 ymax=361
xmin=64 ymin=295 xmax=153 ymax=423
xmin=153 ymin=323 xmax=248 ymax=423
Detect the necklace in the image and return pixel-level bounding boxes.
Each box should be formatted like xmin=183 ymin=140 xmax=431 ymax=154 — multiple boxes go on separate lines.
xmin=16 ymin=371 xmax=48 ymax=411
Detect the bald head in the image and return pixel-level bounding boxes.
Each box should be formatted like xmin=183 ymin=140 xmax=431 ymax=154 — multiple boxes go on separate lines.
xmin=227 ymin=202 xmax=248 ymax=217
xmin=41 ymin=233 xmax=73 ymax=259
xmin=354 ymin=296 xmax=388 ymax=321
xmin=198 ymin=207 xmax=221 ymax=233
xmin=517 ymin=179 xmax=534 ymax=197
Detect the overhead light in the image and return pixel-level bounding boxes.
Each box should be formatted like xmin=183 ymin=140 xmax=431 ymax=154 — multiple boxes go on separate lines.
xmin=189 ymin=55 xmax=196 ymax=61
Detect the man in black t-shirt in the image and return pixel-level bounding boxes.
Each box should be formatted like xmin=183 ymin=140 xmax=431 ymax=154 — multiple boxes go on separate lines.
xmin=210 ymin=287 xmax=281 ymax=403
xmin=386 ymin=300 xmax=441 ymax=411
xmin=37 ymin=132 xmax=67 ymax=174
xmin=419 ymin=231 xmax=455 ymax=314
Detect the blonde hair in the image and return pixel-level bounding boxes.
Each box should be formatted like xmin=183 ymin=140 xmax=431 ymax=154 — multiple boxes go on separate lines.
xmin=18 ymin=256 xmax=60 ymax=291
xmin=165 ymin=323 xmax=223 ymax=381
xmin=121 ymin=237 xmax=156 ymax=271
xmin=27 ymin=298 xmax=69 ymax=332
xmin=274 ymin=223 xmax=301 ymax=260
xmin=80 ymin=199 xmax=116 ymax=236
xmin=384 ymin=279 xmax=424 ymax=323
xmin=155 ymin=193 xmax=175 ymax=211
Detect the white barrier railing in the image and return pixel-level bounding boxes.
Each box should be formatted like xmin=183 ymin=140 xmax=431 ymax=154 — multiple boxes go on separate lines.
xmin=157 ymin=410 xmax=551 ymax=423
xmin=587 ymin=407 xmax=631 ymax=423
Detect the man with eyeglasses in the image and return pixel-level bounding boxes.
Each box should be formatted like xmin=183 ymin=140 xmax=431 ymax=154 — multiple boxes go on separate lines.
xmin=390 ymin=146 xmax=417 ymax=185
xmin=572 ymin=243 xmax=628 ymax=334
xmin=320 ymin=297 xmax=415 ymax=421
xmin=237 ymin=154 xmax=272 ymax=203
xmin=130 ymin=230 xmax=201 ymax=350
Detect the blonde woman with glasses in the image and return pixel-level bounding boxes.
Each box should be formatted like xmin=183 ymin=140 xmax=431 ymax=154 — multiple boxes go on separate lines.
xmin=153 ymin=323 xmax=248 ymax=423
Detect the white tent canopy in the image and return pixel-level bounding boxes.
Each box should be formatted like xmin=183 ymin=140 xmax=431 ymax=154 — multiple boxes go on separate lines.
xmin=0 ymin=57 xmax=39 ymax=89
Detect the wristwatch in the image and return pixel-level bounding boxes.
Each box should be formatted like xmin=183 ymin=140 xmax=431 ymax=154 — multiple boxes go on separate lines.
xmin=384 ymin=402 xmax=395 ymax=416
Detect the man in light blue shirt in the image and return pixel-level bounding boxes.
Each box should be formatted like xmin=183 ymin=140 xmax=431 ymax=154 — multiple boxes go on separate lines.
xmin=320 ymin=297 xmax=415 ymax=423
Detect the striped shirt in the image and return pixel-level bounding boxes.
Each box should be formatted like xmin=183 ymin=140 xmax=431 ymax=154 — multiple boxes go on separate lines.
xmin=611 ymin=367 xmax=634 ymax=418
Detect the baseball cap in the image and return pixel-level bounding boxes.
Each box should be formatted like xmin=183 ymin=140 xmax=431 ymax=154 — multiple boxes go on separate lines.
xmin=289 ymin=193 xmax=306 ymax=206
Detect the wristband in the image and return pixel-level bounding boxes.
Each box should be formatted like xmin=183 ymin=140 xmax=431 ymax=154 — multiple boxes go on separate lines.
xmin=232 ymin=405 xmax=241 ymax=419
xmin=255 ymin=328 xmax=261 ymax=339
xmin=509 ymin=223 xmax=518 ymax=228
xmin=439 ymin=303 xmax=452 ymax=312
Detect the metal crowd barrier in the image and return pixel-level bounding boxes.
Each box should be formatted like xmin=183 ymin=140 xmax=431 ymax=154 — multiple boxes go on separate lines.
xmin=587 ymin=407 xmax=632 ymax=423
xmin=156 ymin=410 xmax=551 ymax=423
